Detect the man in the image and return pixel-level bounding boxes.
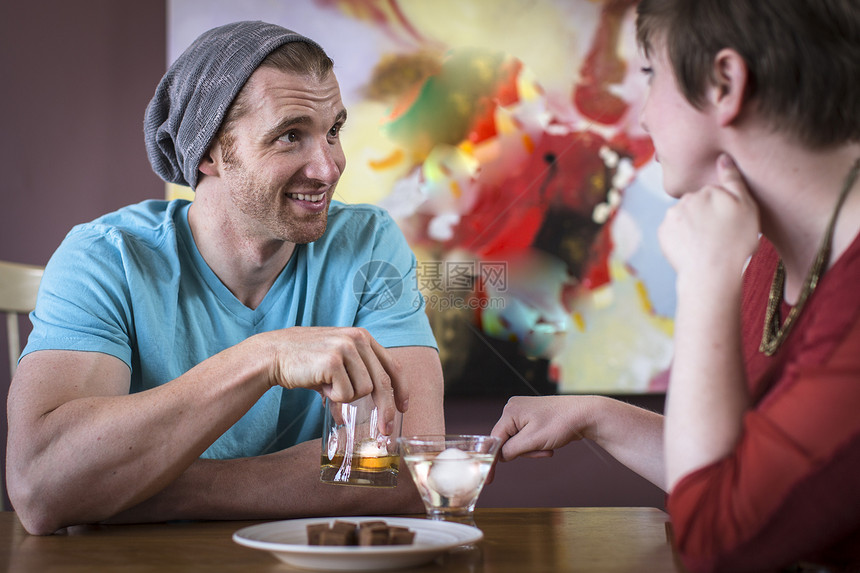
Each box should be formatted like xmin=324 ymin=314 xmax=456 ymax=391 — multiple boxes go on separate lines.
xmin=7 ymin=21 xmax=444 ymax=535
xmin=491 ymin=1 xmax=860 ymax=571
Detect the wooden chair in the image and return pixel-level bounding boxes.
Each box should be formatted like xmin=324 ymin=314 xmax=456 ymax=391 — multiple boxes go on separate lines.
xmin=0 ymin=260 xmax=44 ymax=379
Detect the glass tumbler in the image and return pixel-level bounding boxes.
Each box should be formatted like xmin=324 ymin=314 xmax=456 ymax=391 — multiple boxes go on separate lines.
xmin=320 ymin=395 xmax=402 ymax=487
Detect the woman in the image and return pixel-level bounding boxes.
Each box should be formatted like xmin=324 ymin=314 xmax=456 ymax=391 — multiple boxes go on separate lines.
xmin=491 ymin=1 xmax=860 ymax=571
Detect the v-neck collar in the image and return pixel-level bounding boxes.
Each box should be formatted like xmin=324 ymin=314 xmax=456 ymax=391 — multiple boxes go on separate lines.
xmin=175 ymin=201 xmax=300 ymax=325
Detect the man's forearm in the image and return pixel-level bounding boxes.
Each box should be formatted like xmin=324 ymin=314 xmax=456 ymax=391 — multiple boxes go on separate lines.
xmin=108 ymin=439 xmax=425 ymax=524
xmin=7 ymin=343 xmax=271 ymax=534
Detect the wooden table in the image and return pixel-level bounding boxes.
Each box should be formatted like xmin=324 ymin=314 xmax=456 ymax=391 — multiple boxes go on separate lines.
xmin=0 ymin=507 xmax=684 ymax=572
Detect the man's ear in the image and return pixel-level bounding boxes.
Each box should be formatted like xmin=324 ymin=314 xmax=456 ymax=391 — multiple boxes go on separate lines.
xmin=197 ymin=141 xmax=221 ymax=178
xmin=709 ymin=48 xmax=748 ymax=127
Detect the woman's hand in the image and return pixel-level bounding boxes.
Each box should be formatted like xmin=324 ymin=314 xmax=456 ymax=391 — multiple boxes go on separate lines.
xmin=491 ymin=396 xmax=595 ymax=462
xmin=659 ymin=154 xmax=760 ymax=284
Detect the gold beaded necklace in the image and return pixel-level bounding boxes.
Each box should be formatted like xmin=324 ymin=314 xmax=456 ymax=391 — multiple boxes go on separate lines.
xmin=759 ymin=158 xmax=860 ymax=355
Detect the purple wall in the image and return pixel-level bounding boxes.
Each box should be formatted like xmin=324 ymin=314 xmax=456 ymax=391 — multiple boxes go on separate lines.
xmin=0 ymin=1 xmax=168 ymax=265
xmin=0 ymin=1 xmax=666 ymax=512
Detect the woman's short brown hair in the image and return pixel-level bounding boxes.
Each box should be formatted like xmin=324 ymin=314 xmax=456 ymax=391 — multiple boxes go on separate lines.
xmin=636 ymin=0 xmax=860 ymax=149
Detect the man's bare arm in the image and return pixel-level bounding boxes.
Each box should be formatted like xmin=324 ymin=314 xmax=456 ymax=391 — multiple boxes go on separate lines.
xmin=7 ymin=344 xmax=443 ymax=532
xmin=107 ymin=346 xmax=444 ymax=523
xmin=6 ymin=343 xmax=271 ymax=534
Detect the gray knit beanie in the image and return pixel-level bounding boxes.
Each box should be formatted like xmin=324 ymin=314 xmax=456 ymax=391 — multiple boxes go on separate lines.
xmin=144 ymin=21 xmax=325 ymax=189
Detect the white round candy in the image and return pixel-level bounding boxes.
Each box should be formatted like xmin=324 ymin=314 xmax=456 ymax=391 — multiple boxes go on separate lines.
xmin=427 ymin=447 xmax=482 ymax=497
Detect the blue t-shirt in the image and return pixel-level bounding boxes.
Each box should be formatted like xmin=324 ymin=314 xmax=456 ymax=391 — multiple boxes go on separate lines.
xmin=23 ymin=199 xmax=436 ymax=459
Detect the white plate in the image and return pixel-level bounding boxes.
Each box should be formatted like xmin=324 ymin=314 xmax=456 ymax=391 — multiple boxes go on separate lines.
xmin=233 ymin=516 xmax=483 ymax=571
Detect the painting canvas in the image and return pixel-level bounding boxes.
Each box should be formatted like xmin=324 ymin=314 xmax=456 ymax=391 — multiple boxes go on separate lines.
xmin=167 ymin=0 xmax=677 ymax=396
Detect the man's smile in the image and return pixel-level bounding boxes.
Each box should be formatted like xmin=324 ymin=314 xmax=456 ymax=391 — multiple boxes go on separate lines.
xmin=287 ymin=192 xmax=326 ymax=202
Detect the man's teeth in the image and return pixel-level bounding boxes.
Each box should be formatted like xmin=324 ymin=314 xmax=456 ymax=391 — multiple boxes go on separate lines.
xmin=290 ymin=193 xmax=325 ymax=202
